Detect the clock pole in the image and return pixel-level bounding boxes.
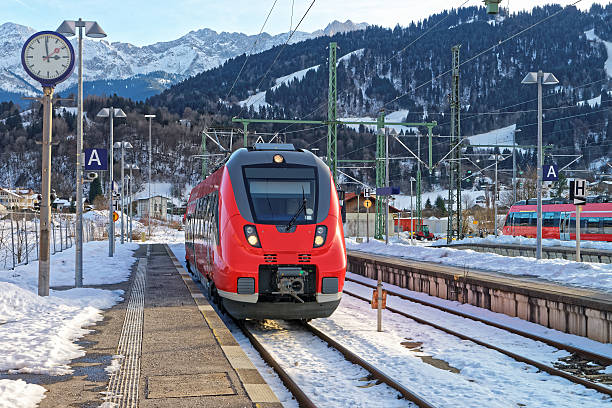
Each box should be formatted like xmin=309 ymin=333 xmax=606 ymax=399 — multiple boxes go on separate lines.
xmin=39 ymin=86 xmax=54 ymax=296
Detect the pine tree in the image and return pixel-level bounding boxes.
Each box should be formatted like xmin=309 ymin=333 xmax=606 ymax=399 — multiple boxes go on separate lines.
xmin=435 ymin=196 xmax=446 ymax=214
xmin=88 ymin=176 xmax=103 ymax=203
xmin=425 ymin=198 xmax=432 ymax=209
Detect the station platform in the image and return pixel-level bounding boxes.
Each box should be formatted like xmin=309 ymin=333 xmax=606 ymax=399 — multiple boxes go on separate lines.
xmin=347 ymin=250 xmax=612 ymax=343
xmin=22 ymin=243 xmax=281 ymax=408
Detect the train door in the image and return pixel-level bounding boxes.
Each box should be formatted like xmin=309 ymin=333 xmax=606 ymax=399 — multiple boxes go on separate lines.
xmin=559 ymin=212 xmax=571 ymax=240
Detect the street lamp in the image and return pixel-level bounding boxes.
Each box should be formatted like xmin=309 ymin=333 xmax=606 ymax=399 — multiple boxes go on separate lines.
xmin=57 ymin=18 xmax=106 ymax=287
xmin=125 ymin=164 xmax=139 ymax=241
xmin=97 ymin=107 xmax=127 ymax=257
xmin=522 ymin=70 xmax=559 ymax=259
xmin=144 ymin=114 xmax=156 ymax=237
xmin=114 ymin=141 xmax=133 ymax=244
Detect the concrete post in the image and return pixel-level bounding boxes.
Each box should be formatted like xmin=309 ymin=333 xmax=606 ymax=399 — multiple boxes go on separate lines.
xmin=39 ymin=87 xmax=54 ymax=296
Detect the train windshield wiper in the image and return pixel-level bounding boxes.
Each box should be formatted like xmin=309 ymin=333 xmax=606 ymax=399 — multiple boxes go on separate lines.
xmin=285 ymin=187 xmax=306 ymax=232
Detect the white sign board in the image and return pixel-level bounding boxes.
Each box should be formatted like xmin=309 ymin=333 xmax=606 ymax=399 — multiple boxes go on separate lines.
xmin=569 ymin=179 xmax=587 ymax=205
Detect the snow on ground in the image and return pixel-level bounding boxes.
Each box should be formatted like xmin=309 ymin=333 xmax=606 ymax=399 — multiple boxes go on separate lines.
xmin=585 ymin=29 xmax=612 ymax=78
xmin=346 ymin=237 xmax=612 ymax=292
xmin=339 ymin=109 xmax=419 ymax=134
xmin=131 ymin=181 xmax=190 ymax=206
xmin=346 ymin=273 xmax=612 ymax=363
xmin=391 ymin=189 xmax=487 ymax=211
xmin=577 ymin=94 xmax=602 ymax=107
xmin=0 ymin=379 xmax=46 ymax=408
xmin=1 ymin=241 xmax=139 ymax=291
xmin=311 ymin=293 xmax=610 ymax=407
xmin=437 ymin=234 xmax=612 ymax=251
xmin=466 ymin=123 xmax=516 ymax=147
xmin=0 ymin=238 xmax=138 ymax=407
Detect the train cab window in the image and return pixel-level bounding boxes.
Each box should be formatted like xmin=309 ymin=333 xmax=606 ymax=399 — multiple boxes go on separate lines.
xmin=504 ymin=213 xmax=513 ymax=227
xmin=243 ymin=166 xmax=318 ymax=225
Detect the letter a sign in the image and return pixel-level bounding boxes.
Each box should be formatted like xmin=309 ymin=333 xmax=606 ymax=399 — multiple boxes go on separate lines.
xmin=542 ymin=164 xmax=558 ymax=181
xmin=84 ymin=148 xmax=108 ymax=171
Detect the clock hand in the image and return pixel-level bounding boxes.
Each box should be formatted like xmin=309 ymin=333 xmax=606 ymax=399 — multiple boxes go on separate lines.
xmin=44 ymin=37 xmax=50 ymax=63
xmin=43 ymin=48 xmax=61 ymax=62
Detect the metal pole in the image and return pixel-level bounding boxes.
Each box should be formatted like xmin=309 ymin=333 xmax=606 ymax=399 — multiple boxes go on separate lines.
xmin=366 ymin=205 xmax=369 ymax=243
xmin=385 ymin=128 xmax=389 ymax=245
xmin=39 ymin=86 xmax=53 ymax=296
xmin=108 ymin=107 xmax=114 ymax=257
xmin=410 ymin=179 xmax=414 ymax=245
xmin=24 ymin=216 xmax=29 ymax=265
xmin=148 ymin=117 xmax=152 ymax=237
xmin=536 ymin=70 xmax=543 ymax=260
xmin=512 ymin=131 xmax=517 ymax=205
xmin=129 ymin=164 xmax=133 ymax=241
xmin=377 ymin=269 xmax=383 ymax=332
xmin=357 ymin=193 xmax=360 ymax=237
xmin=576 ymin=205 xmax=581 ymax=262
xmin=10 ymin=214 xmax=15 ymax=269
xmin=75 ymin=20 xmax=84 ymax=287
xmin=120 ymin=142 xmax=125 ymax=244
xmin=494 ymin=153 xmax=498 ymax=237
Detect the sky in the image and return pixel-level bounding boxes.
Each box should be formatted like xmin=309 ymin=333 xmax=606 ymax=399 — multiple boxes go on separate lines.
xmin=6 ymin=0 xmax=611 ymax=46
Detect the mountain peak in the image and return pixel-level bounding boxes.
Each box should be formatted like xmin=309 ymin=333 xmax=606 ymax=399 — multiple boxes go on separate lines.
xmin=313 ymin=20 xmax=369 ymax=36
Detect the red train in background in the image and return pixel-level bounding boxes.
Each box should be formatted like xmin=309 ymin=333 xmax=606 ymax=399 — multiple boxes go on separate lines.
xmin=184 ymin=143 xmax=347 ymax=320
xmin=502 ymin=201 xmax=612 ymax=241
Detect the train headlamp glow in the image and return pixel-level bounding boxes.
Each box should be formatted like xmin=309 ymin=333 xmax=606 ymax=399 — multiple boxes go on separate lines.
xmin=273 ymin=154 xmax=284 ymax=164
xmin=243 ymin=225 xmax=261 ymax=248
xmin=313 ymin=225 xmax=328 ymax=248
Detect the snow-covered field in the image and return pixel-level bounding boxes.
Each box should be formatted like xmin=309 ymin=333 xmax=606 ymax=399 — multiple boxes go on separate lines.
xmin=347 ymin=237 xmax=612 ymax=292
xmin=437 ymin=234 xmax=612 ymax=251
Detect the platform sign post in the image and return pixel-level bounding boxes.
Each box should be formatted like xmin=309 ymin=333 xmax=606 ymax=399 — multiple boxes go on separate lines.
xmin=377 ymin=271 xmax=383 ymax=332
xmin=569 ymin=179 xmax=587 ymax=262
xmin=364 ymin=199 xmax=372 ymax=243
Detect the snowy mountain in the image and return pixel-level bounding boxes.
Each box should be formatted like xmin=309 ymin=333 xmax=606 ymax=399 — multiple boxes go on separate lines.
xmin=0 ymin=20 xmax=367 ymax=101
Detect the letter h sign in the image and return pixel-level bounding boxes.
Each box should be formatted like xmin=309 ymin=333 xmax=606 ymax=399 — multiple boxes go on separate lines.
xmin=569 ymin=179 xmax=587 ymax=205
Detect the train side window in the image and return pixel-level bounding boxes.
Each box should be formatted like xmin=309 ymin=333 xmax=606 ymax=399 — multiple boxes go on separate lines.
xmin=543 ymin=212 xmax=555 ymax=227
xmin=529 ymin=212 xmax=537 ymax=226
xmin=586 ymin=217 xmax=601 ymax=234
xmin=518 ymin=212 xmax=530 ymax=226
xmin=604 ymin=218 xmax=612 ymax=234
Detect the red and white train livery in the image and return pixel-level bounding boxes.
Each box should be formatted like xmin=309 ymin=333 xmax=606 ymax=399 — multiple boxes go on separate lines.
xmin=184 ymin=143 xmax=347 ymax=319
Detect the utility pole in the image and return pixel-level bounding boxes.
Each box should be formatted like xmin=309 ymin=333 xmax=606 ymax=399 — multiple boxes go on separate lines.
xmin=38 ymin=87 xmax=54 ymax=296
xmin=120 ymin=142 xmax=125 ymax=244
xmin=145 ymin=114 xmax=156 ymax=237
xmin=494 ymin=152 xmax=499 ymax=237
xmin=385 ymin=127 xmax=389 ymax=245
xmin=327 ymin=42 xmax=338 ymax=185
xmin=375 ymin=112 xmax=386 ymax=240
xmin=416 ymin=133 xmax=422 ymax=233
xmin=447 ymin=45 xmax=462 ymax=243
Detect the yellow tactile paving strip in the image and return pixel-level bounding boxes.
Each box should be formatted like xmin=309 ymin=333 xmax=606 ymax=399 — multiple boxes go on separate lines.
xmin=163 ymin=244 xmax=281 ymax=406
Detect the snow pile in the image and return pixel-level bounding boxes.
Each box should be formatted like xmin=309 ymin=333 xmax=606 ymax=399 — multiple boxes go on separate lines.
xmin=436 ymin=234 xmax=612 ymax=251
xmin=466 ymin=123 xmax=516 ymax=147
xmin=0 ymin=379 xmax=46 ymax=408
xmin=0 ymin=282 xmax=123 ymax=375
xmin=346 ymin=238 xmax=612 ymax=292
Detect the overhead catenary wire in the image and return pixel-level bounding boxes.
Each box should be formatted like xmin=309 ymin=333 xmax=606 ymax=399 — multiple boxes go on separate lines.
xmin=238 ymin=0 xmax=317 ymax=117
xmin=225 ymin=0 xmax=279 ymax=101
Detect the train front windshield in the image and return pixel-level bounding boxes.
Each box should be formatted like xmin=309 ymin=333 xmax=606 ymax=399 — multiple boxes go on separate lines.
xmin=243 ymin=166 xmax=317 ymax=225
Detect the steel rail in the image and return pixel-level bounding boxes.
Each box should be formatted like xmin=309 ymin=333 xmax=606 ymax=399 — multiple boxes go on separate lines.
xmin=303 ymin=322 xmax=438 ymax=408
xmin=342 ymin=289 xmax=612 ymax=398
xmin=345 ymin=276 xmax=612 ymax=366
xmin=236 ymin=320 xmax=317 ymax=408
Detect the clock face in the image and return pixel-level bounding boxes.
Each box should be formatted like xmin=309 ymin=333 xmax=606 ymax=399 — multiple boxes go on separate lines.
xmin=21 ymin=31 xmax=75 ymax=86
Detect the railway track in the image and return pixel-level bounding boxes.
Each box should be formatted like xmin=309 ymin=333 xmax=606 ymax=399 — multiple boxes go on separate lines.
xmin=236 ymin=319 xmax=437 ymax=408
xmin=343 ymin=279 xmax=612 ymax=398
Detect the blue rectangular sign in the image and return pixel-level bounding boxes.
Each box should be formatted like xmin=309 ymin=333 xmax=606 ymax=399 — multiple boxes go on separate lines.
xmin=542 ymin=164 xmax=559 ymax=181
xmin=376 ymin=186 xmax=400 ymax=196
xmin=84 ymin=148 xmax=108 ymax=171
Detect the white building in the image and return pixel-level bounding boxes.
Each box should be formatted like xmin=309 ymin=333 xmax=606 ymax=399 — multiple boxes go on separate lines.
xmin=135 ymin=195 xmax=168 ymax=219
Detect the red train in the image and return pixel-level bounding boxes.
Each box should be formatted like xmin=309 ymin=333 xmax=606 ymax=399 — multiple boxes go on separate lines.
xmin=502 ymin=201 xmax=612 ymax=241
xmin=184 ymin=143 xmax=347 ymax=320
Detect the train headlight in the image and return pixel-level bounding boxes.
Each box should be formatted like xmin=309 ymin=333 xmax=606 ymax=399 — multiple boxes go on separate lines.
xmin=313 ymin=225 xmax=327 ymax=248
xmin=273 ymin=154 xmax=284 ymax=164
xmin=244 ymin=225 xmax=261 ymax=248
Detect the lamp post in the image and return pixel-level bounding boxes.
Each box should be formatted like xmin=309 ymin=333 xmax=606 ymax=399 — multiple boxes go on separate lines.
xmin=97 ymin=107 xmax=127 ymax=257
xmin=144 ymin=114 xmax=156 ymax=237
xmin=521 ymin=71 xmax=558 ymax=259
xmin=114 ymin=141 xmax=133 ymax=244
xmin=57 ymin=19 xmax=106 ymax=287
xmin=125 ymin=163 xmax=139 ymax=241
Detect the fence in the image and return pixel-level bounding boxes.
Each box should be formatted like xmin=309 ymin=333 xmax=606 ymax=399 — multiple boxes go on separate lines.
xmin=0 ymin=212 xmax=100 ymax=270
